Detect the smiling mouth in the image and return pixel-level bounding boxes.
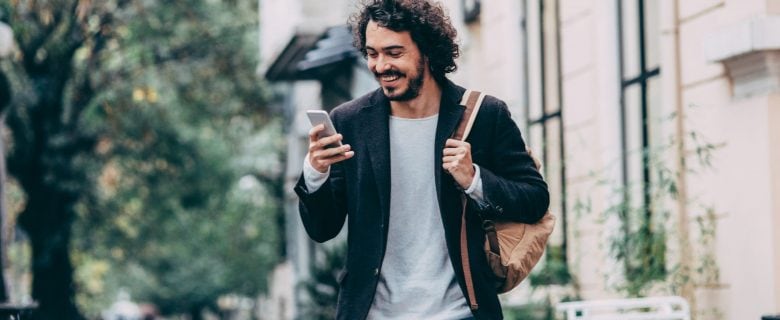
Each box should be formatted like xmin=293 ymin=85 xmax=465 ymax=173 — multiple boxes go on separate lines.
xmin=376 ymin=71 xmax=403 ymax=84
xmin=381 ymin=74 xmax=400 ymax=82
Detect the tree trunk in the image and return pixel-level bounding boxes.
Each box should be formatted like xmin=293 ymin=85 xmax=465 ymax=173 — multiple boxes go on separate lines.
xmin=189 ymin=305 xmax=204 ymax=320
xmin=0 ymin=126 xmax=9 ymax=303
xmin=17 ymin=188 xmax=82 ymax=320
xmin=4 ymin=4 xmax=95 ymax=316
xmin=0 ymin=71 xmax=11 ymax=302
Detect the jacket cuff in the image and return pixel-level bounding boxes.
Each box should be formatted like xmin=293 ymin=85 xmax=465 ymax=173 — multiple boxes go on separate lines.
xmin=303 ymin=153 xmax=330 ymax=192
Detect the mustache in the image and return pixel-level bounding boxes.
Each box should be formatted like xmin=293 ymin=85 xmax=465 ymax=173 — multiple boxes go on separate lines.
xmin=374 ymin=70 xmax=405 ymax=78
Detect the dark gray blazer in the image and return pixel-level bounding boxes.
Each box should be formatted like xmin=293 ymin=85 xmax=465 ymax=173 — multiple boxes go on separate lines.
xmin=294 ymin=80 xmax=549 ymax=320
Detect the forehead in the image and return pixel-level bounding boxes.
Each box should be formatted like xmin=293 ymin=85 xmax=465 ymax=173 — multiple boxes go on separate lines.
xmin=365 ymin=20 xmax=415 ymax=49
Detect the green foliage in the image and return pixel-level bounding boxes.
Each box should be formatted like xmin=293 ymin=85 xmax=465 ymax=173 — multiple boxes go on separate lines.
xmin=298 ymin=243 xmax=347 ymax=320
xmin=529 ymin=245 xmax=572 ymax=286
xmin=503 ymin=300 xmax=555 ymax=320
xmin=69 ymin=0 xmax=282 ymax=315
xmin=590 ymin=146 xmax=673 ymax=296
xmin=2 ymin=0 xmax=282 ymax=317
xmin=573 ymin=110 xmax=723 ymax=297
xmin=692 ymin=208 xmax=719 ymax=285
xmin=601 ymin=170 xmax=669 ymax=296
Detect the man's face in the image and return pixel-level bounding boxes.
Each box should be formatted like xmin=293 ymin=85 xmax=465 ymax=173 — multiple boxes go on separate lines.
xmin=365 ymin=20 xmax=427 ymax=101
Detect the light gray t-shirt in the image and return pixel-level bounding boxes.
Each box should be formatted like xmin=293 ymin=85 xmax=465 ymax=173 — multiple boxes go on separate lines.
xmin=366 ymin=114 xmax=472 ymax=320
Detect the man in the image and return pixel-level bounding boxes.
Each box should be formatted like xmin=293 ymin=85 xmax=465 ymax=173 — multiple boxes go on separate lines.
xmin=294 ymin=0 xmax=549 ymax=319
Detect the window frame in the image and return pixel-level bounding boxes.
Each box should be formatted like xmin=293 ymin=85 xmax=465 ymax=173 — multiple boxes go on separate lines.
xmin=616 ymin=0 xmax=664 ymax=280
xmin=522 ymin=0 xmax=569 ymax=282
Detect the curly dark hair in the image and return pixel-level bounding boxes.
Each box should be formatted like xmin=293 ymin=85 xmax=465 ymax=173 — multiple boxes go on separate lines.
xmin=350 ymin=0 xmax=460 ymax=84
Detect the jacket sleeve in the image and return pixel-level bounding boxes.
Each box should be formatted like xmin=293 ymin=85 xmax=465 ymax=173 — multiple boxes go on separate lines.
xmin=294 ymin=159 xmax=348 ymax=243
xmin=476 ymin=101 xmax=550 ymax=224
xmin=293 ymin=108 xmax=349 ymax=243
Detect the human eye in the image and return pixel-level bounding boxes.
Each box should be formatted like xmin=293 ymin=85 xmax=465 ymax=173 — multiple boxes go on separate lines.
xmin=387 ymin=50 xmax=403 ymax=58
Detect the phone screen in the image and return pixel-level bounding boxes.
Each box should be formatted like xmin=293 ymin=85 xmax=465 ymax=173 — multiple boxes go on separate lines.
xmin=306 ymin=110 xmax=342 ymax=147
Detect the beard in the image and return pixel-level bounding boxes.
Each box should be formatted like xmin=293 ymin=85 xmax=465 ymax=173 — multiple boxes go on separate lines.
xmin=375 ymin=58 xmax=426 ymax=101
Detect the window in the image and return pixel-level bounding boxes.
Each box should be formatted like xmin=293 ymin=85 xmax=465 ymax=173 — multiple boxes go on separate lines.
xmin=523 ymin=0 xmax=569 ymax=285
xmin=462 ymin=0 xmax=481 ymax=24
xmin=617 ymin=0 xmax=663 ymax=281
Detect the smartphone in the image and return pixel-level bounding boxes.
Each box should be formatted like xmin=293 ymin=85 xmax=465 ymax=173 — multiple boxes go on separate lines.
xmin=306 ymin=110 xmax=342 ymax=147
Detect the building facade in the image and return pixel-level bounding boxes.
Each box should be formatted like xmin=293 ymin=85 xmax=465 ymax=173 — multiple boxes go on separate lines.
xmin=258 ymin=0 xmax=780 ymax=319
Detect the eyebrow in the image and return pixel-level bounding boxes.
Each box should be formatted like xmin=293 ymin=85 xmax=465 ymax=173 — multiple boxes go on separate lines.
xmin=365 ymin=45 xmax=405 ymax=52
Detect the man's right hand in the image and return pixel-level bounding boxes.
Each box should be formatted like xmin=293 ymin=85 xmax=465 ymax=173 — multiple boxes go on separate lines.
xmin=308 ymin=124 xmax=354 ymax=173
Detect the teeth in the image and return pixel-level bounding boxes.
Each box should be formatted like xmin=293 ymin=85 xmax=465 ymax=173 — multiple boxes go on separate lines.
xmin=381 ymin=75 xmax=400 ymax=81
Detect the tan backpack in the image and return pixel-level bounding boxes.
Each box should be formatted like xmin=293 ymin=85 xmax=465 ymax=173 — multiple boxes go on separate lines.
xmin=455 ymin=90 xmax=556 ymax=311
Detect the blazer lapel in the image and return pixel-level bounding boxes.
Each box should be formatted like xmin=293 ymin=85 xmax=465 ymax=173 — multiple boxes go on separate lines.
xmin=360 ymin=90 xmax=392 ymax=223
xmin=434 ymin=81 xmax=466 ymax=202
xmin=359 ymin=82 xmax=465 ymax=224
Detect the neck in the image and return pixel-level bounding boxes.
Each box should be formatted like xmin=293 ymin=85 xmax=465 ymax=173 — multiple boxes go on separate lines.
xmin=389 ymin=75 xmax=442 ymax=119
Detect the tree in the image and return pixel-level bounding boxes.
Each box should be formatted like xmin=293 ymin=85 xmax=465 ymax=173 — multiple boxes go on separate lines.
xmin=73 ymin=119 xmax=283 ymax=319
xmin=0 ymin=55 xmax=11 ymax=303
xmin=70 ymin=0 xmax=282 ymax=317
xmin=0 ymin=1 xmax=124 ymax=317
xmin=1 ymin=0 xmax=281 ymax=318
xmin=299 ymin=243 xmax=346 ymax=320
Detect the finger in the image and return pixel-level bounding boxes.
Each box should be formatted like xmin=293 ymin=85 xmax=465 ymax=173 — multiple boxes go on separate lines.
xmin=442 ymin=162 xmax=456 ymax=172
xmin=321 ymin=151 xmax=355 ymax=166
xmin=443 ymin=147 xmax=467 ymax=156
xmin=442 ymin=155 xmax=462 ymax=163
xmin=312 ymin=146 xmax=344 ymax=161
xmin=445 ymin=138 xmax=461 ymax=147
xmin=444 ymin=147 xmax=469 ymax=157
xmin=445 ymin=139 xmax=470 ymax=148
xmin=442 ymin=147 xmax=458 ymax=156
xmin=315 ymin=134 xmax=344 ymax=149
xmin=445 ymin=140 xmax=470 ymax=154
xmin=526 ymin=150 xmax=542 ymax=169
xmin=319 ymin=144 xmax=352 ymax=158
xmin=308 ymin=124 xmax=325 ymax=142
xmin=531 ymin=156 xmax=542 ymax=170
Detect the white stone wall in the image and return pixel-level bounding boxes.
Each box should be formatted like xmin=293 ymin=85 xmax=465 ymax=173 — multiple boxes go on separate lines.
xmin=452 ymin=0 xmax=780 ymax=318
xmin=259 ymin=0 xmax=780 ymax=318
xmin=558 ymin=0 xmax=624 ymax=300
xmin=771 ymin=92 xmax=780 ymax=311
xmin=444 ymin=0 xmax=527 ymax=124
xmin=561 ymin=0 xmax=780 ymax=318
xmin=256 ymin=262 xmax=294 ymax=320
xmin=671 ymin=1 xmax=779 ymax=319
xmin=259 ymin=0 xmax=301 ymax=71
xmin=258 ymin=0 xmax=354 ymax=72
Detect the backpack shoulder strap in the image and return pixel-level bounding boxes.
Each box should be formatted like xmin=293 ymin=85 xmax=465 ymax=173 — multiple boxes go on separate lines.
xmin=456 ymin=88 xmax=486 ymax=311
xmin=453 ymin=89 xmax=486 ymax=141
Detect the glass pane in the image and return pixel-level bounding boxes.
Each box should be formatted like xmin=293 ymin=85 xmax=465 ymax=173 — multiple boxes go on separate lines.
xmin=624 ymin=84 xmax=644 ymax=214
xmin=543 ymin=0 xmax=560 ymax=114
xmin=620 ymin=0 xmax=641 ymax=80
xmin=643 ymin=0 xmax=661 ymax=70
xmin=645 ymin=76 xmax=661 ymax=195
xmin=530 ymin=117 xmax=565 ymax=245
xmin=527 ymin=0 xmax=544 ymax=121
xmin=529 ymin=124 xmax=545 ymax=176
xmin=546 ymin=117 xmax=562 ymax=217
xmin=646 ymin=76 xmax=661 ymax=148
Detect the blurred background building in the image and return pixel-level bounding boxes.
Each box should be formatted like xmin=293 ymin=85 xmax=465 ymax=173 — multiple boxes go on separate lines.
xmin=258 ymin=0 xmax=780 ymax=319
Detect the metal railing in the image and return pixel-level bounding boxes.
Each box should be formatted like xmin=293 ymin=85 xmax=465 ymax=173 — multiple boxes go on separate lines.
xmin=0 ymin=304 xmax=38 ymax=320
xmin=556 ymin=296 xmax=690 ymax=320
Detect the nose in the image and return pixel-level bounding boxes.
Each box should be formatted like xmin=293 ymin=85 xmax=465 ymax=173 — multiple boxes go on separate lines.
xmin=374 ymin=56 xmax=391 ymax=73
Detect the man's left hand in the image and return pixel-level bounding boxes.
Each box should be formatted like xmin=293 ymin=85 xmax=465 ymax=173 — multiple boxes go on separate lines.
xmin=443 ymin=139 xmax=476 ymax=190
